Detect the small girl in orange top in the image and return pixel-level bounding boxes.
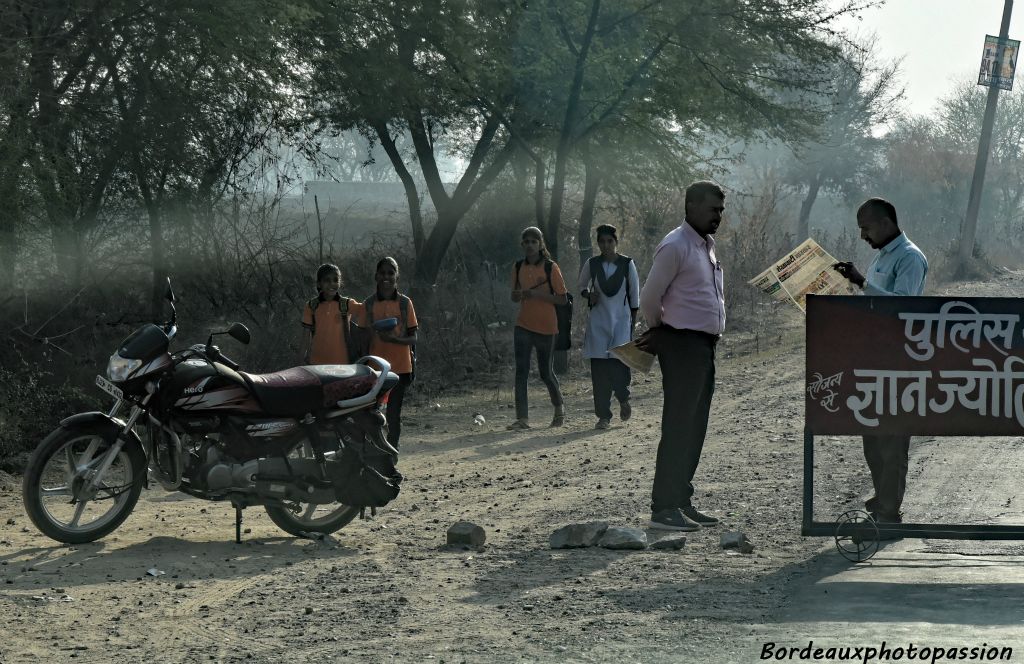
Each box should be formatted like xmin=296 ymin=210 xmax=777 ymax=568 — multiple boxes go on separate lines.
xmin=362 ymin=257 xmax=418 ymax=448
xmin=301 ymin=263 xmax=364 ymax=364
xmin=509 ymin=226 xmax=567 ymax=430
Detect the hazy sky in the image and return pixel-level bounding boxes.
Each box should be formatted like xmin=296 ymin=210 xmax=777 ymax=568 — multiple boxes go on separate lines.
xmin=841 ymin=0 xmax=1024 ymax=117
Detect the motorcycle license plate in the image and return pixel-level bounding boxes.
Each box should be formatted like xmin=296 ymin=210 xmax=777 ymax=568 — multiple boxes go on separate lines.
xmin=95 ymin=375 xmax=123 ymax=400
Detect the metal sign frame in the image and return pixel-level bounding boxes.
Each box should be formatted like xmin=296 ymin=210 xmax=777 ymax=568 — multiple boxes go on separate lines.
xmin=802 ymin=294 xmax=1024 ymax=541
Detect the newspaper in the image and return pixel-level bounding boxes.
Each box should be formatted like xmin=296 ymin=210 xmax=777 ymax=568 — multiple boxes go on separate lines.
xmin=748 ymin=238 xmax=858 ymax=312
xmin=611 ymin=339 xmax=656 ymax=373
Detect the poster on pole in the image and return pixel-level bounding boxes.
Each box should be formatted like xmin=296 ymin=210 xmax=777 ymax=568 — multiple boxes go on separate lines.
xmin=978 ymin=34 xmax=1020 ymax=91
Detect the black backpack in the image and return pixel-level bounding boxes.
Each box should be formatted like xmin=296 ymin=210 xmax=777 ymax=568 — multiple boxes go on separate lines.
xmin=515 ymin=258 xmax=573 ymax=350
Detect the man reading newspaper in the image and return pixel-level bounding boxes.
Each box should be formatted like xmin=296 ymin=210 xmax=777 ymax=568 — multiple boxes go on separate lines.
xmin=832 ymin=198 xmax=928 ymax=537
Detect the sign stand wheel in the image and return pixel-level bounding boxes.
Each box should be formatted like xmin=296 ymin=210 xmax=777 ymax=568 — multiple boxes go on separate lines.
xmin=834 ymin=510 xmax=879 ymax=562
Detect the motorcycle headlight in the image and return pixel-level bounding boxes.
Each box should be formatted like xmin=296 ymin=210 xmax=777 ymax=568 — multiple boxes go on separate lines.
xmin=107 ymin=353 xmax=142 ymax=383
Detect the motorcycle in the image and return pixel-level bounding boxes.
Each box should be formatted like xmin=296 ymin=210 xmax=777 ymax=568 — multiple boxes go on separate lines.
xmin=21 ymin=280 xmax=403 ymax=544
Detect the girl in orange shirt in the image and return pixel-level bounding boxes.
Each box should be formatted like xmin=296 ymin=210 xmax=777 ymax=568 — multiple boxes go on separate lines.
xmin=509 ymin=226 xmax=568 ymax=430
xmin=362 ymin=257 xmax=418 ymax=448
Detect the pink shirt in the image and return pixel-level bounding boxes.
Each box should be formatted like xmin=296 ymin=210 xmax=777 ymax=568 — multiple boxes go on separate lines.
xmin=639 ymin=221 xmax=725 ymax=336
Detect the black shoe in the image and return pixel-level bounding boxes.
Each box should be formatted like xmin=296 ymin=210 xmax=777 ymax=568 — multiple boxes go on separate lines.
xmin=873 ymin=512 xmax=903 ymax=540
xmin=852 ymin=512 xmax=903 ymax=543
xmin=649 ymin=508 xmax=700 ymax=532
xmin=619 ymin=400 xmax=632 ymax=421
xmin=682 ymin=506 xmax=719 ymax=526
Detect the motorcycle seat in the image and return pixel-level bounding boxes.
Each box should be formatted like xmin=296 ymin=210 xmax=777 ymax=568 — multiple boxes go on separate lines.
xmin=239 ymin=365 xmax=378 ymax=416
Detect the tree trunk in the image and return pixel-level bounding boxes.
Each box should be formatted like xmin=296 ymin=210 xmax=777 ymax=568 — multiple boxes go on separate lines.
xmin=546 ymin=0 xmax=602 ymax=260
xmin=405 ymin=117 xmax=515 ymax=286
xmin=576 ymin=150 xmax=601 ymax=269
xmin=534 ymin=157 xmax=546 ymax=229
xmin=797 ymin=175 xmax=822 ymax=241
xmin=412 ymin=208 xmax=461 ymax=287
xmin=0 ymin=178 xmax=22 ymax=290
xmin=147 ymin=202 xmax=166 ymax=321
xmin=372 ymin=122 xmax=425 ymax=254
xmin=0 ymin=223 xmax=19 ymax=290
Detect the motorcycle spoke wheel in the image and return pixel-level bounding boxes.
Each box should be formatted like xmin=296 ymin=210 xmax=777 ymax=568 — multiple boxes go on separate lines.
xmin=23 ymin=424 xmax=146 ymax=544
xmin=263 ymin=440 xmax=359 ymax=536
xmin=36 ymin=435 xmax=135 ymax=533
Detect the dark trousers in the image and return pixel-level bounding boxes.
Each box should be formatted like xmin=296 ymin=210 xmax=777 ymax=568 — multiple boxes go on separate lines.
xmin=862 ymin=434 xmax=910 ymax=519
xmin=385 ymin=373 xmax=413 ymax=449
xmin=513 ymin=326 xmax=563 ymax=421
xmin=650 ymin=329 xmax=717 ymax=513
xmin=590 ymin=358 xmax=631 ymax=419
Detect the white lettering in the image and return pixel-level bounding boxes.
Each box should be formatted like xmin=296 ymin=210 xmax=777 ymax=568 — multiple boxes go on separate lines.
xmin=898 ymin=302 xmax=1019 ymax=361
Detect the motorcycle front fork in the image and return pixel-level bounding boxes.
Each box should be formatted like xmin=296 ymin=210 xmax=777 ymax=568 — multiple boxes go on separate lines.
xmin=80 ymin=388 xmax=153 ymax=498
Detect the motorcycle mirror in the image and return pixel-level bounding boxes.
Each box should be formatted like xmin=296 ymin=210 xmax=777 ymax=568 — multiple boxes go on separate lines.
xmin=228 ymin=322 xmax=251 ymax=345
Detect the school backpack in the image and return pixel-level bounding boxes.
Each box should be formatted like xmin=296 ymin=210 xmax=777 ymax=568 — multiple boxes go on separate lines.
xmin=364 ymin=292 xmax=416 ymax=382
xmin=515 ymin=258 xmax=574 ymax=351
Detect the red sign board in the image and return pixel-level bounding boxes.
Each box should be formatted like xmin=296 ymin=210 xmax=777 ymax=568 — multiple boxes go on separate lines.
xmin=806 ymin=295 xmax=1024 ymax=435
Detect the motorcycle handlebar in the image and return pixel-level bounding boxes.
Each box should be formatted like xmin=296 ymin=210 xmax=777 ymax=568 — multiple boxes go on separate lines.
xmin=205 ymin=348 xmax=241 ymax=372
xmin=219 ymin=354 xmax=241 ymax=371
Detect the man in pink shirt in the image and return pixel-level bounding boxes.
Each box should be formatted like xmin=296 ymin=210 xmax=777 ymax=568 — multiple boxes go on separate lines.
xmin=639 ymin=180 xmax=725 ymax=532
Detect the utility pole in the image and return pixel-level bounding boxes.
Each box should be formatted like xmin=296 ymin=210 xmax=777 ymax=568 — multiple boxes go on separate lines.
xmin=959 ymin=0 xmax=1014 ymax=271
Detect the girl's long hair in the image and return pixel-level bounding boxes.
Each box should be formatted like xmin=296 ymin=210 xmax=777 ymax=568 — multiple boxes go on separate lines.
xmin=521 ymin=226 xmax=552 ymax=262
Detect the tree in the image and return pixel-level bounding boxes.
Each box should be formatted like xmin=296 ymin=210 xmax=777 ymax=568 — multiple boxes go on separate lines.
xmin=3 ymin=0 xmax=145 ymax=285
xmin=785 ymin=38 xmax=904 ymax=241
xmin=106 ymin=0 xmax=303 ymax=315
xmin=304 ymin=0 xmax=524 ymax=286
xmin=939 ymin=81 xmax=1024 ymax=251
xmin=505 ymin=0 xmax=864 ymax=258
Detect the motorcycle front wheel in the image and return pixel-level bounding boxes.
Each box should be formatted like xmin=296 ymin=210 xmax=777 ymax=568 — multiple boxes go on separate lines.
xmin=264 ymin=439 xmax=360 ymax=537
xmin=22 ymin=423 xmax=147 ymax=544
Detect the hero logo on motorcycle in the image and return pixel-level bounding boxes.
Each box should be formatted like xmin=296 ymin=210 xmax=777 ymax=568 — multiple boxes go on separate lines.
xmin=22 ymin=279 xmax=404 ymax=545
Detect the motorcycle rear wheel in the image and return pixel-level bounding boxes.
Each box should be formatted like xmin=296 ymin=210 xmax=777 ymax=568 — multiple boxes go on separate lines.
xmin=22 ymin=423 xmax=147 ymax=544
xmin=264 ymin=440 xmax=360 ymax=537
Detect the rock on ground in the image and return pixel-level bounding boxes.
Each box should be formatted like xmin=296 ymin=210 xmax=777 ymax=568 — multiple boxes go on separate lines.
xmin=447 ymin=521 xmax=486 ymax=547
xmin=549 ymin=521 xmax=608 ymax=548
xmin=650 ymin=535 xmax=687 ymax=550
xmin=598 ymin=526 xmax=648 ymax=550
xmin=720 ymin=531 xmax=755 ymax=554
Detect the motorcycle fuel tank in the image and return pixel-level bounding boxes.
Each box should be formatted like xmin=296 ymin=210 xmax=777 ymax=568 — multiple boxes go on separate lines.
xmin=164 ymin=359 xmax=261 ymax=414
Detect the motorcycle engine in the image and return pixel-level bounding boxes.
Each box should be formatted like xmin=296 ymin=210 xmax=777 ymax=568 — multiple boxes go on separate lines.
xmin=187 ymin=443 xmax=259 ymax=493
xmin=185 ymin=441 xmax=334 ymax=503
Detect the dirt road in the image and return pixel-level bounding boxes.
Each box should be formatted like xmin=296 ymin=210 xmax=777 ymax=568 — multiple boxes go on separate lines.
xmin=3 ymin=270 xmax=1024 ymax=663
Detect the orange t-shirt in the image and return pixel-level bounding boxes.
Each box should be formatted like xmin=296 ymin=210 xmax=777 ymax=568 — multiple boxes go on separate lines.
xmin=359 ymin=294 xmax=418 ymax=375
xmin=302 ymin=294 xmax=365 ymax=364
xmin=512 ymin=260 xmax=567 ymax=335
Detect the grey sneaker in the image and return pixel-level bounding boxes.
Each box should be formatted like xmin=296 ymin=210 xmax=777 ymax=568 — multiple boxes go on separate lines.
xmin=682 ymin=506 xmax=719 ymax=526
xmin=506 ymin=419 xmax=530 ymax=431
xmin=649 ymin=508 xmax=700 ymax=532
xmin=595 ymin=418 xmax=611 ymax=430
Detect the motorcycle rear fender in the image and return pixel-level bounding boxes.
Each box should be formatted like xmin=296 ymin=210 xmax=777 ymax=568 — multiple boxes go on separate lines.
xmin=59 ymin=412 xmax=146 ymax=452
